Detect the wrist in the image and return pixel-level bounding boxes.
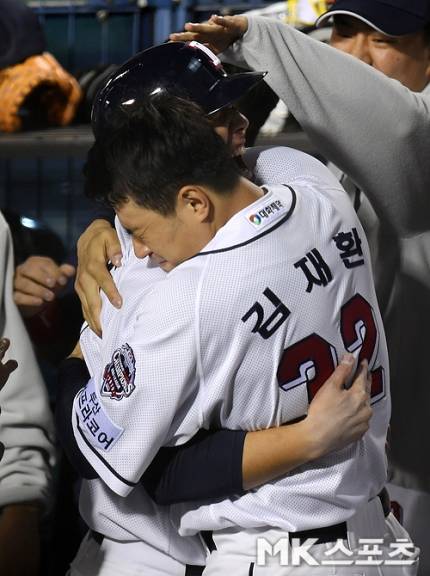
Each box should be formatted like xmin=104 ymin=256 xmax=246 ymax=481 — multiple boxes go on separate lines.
xmin=237 ymin=15 xmax=249 ymax=39
xmin=235 ymin=16 xmax=248 ymax=38
xmin=296 ymin=417 xmax=325 ymax=461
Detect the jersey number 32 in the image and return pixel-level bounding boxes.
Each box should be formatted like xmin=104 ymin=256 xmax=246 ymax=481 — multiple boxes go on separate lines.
xmin=277 ymin=294 xmax=385 ymax=404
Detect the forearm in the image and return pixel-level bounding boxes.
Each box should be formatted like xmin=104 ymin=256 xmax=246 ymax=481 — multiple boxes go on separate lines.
xmin=226 ymin=16 xmax=430 ymax=235
xmin=144 ymin=420 xmax=320 ymax=503
xmin=143 ymin=428 xmax=246 ymax=504
xmin=242 ymin=419 xmax=318 ymax=490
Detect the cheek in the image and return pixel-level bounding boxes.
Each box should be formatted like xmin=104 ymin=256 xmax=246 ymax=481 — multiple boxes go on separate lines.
xmin=214 ymin=126 xmax=229 ymax=144
xmin=371 ymin=51 xmax=426 ymax=89
xmin=330 ymin=35 xmax=353 ymax=54
xmin=371 ymin=51 xmax=405 ymax=76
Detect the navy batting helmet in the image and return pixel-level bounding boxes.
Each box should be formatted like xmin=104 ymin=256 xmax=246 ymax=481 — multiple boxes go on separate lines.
xmin=91 ymin=41 xmax=266 ymax=137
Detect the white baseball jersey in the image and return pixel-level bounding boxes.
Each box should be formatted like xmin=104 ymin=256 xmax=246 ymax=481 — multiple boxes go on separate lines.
xmin=75 ymin=147 xmax=390 ymax=552
xmin=78 ymin=223 xmax=206 ymax=566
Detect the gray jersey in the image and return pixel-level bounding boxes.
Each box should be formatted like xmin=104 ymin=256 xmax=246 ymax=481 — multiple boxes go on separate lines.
xmin=75 ymin=167 xmax=389 ymax=540
xmin=0 ymin=212 xmax=55 ymax=508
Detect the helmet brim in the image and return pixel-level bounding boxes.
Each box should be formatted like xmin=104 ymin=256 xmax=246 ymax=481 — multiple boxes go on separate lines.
xmin=205 ymin=71 xmax=267 ymax=116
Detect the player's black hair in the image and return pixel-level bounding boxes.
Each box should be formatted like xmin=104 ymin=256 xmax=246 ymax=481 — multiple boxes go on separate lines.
xmin=84 ymin=94 xmax=240 ymax=215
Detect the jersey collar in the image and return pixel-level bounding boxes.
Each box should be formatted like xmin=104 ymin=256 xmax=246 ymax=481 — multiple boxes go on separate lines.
xmin=194 ymin=184 xmax=296 ymax=257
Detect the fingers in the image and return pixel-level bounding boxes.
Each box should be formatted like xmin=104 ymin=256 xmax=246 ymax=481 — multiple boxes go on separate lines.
xmin=350 ymin=359 xmax=371 ymax=396
xmin=328 ymin=353 xmax=355 ymax=388
xmin=362 ymin=360 xmax=372 ymax=397
xmin=170 ymin=31 xmax=199 ymax=42
xmin=170 ymin=14 xmax=246 ymax=51
xmin=14 ymin=257 xmax=76 ymax=312
xmin=107 ymin=247 xmax=123 ymax=268
xmin=16 ymin=256 xmax=72 ymax=288
xmin=349 ymin=360 xmax=373 ymax=435
xmin=75 ymin=264 xmax=121 ymax=336
xmin=75 ymin=221 xmax=123 ymax=336
xmin=210 ymin=14 xmax=239 ymax=28
xmin=99 ymin=225 xmax=123 ymax=267
xmin=76 ymin=222 xmax=122 ymax=306
xmin=76 ymin=261 xmax=122 ymax=309
xmin=14 ymin=274 xmax=55 ymax=305
xmin=74 ymin=275 xmax=102 ymax=337
xmin=59 ymin=263 xmax=77 ymax=283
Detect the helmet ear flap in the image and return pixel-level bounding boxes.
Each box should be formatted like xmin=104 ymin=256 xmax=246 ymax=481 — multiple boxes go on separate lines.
xmin=91 ymin=42 xmax=266 ymax=138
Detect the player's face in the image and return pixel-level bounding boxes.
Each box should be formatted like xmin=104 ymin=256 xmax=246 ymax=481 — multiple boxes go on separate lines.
xmin=116 ymin=196 xmax=212 ymax=267
xmin=330 ymin=16 xmax=430 ymax=91
xmin=129 ymin=106 xmax=249 ymax=271
xmin=209 ymin=105 xmax=249 ymax=157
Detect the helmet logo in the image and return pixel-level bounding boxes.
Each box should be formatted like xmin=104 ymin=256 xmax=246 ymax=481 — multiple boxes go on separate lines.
xmin=188 ymin=41 xmax=222 ymax=68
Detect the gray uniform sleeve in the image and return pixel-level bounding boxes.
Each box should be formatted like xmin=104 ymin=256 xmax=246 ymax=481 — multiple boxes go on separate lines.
xmin=224 ymin=17 xmax=430 ymax=236
xmin=0 ymin=213 xmax=55 ymax=507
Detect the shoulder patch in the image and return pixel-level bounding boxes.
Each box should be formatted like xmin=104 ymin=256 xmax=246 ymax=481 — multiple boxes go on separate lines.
xmin=101 ymin=343 xmax=136 ymax=401
xmin=77 ymin=378 xmax=124 ymax=451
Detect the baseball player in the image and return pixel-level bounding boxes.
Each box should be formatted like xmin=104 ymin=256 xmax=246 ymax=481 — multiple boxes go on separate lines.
xmin=75 ymin=42 xmax=373 ymax=508
xmin=170 ymin=5 xmax=430 ymax=570
xmin=59 ymin=85 xmax=414 ymax=574
xmin=58 ymin=40 xmax=382 ymax=574
xmin=63 ymin=218 xmax=371 ymax=576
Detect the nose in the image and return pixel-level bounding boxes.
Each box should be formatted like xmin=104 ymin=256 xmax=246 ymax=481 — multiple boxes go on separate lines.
xmin=132 ymin=239 xmax=152 ymax=259
xmin=341 ymin=34 xmax=372 ymax=65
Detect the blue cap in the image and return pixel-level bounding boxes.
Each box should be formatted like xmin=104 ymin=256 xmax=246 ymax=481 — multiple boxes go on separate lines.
xmin=316 ymin=0 xmax=430 ymax=36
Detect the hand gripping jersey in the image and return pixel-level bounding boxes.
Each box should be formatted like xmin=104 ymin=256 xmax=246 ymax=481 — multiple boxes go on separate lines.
xmin=75 ymin=148 xmax=390 ymax=546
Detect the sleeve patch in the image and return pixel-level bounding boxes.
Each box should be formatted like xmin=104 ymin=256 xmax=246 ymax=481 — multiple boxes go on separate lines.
xmin=101 ymin=343 xmax=136 ymax=401
xmin=77 ymin=377 xmax=124 ymax=451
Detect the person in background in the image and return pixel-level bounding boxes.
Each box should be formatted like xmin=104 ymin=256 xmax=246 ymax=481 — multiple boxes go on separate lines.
xmin=0 ymin=211 xmax=55 ymax=576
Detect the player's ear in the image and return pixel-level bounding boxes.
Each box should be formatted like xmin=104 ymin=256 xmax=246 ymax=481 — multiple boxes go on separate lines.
xmin=177 ymin=185 xmax=212 ymax=223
